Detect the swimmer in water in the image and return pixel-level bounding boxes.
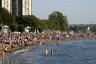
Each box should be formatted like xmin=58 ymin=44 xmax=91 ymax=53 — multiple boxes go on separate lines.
xmin=51 ymin=50 xmax=53 ymax=55
xmin=55 ymin=42 xmax=59 ymax=46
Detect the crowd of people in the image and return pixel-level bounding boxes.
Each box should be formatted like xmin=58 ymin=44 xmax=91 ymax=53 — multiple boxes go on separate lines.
xmin=0 ymin=31 xmax=96 ymax=52
xmin=0 ymin=30 xmax=96 ymax=64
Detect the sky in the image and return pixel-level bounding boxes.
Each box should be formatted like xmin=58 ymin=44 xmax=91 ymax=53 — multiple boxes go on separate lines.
xmin=32 ymin=0 xmax=96 ymax=24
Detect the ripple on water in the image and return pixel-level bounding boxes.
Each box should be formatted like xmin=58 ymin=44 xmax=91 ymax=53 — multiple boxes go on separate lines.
xmin=1 ymin=39 xmax=96 ymax=64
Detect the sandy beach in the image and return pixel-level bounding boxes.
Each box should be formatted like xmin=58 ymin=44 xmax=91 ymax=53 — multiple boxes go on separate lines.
xmin=0 ymin=31 xmax=96 ymax=56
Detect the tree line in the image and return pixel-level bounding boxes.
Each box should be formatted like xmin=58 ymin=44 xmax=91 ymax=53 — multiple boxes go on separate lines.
xmin=0 ymin=8 xmax=68 ymax=32
xmin=69 ymin=24 xmax=96 ymax=33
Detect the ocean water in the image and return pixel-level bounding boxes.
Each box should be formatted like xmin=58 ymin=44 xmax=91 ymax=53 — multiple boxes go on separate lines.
xmin=1 ymin=39 xmax=96 ymax=64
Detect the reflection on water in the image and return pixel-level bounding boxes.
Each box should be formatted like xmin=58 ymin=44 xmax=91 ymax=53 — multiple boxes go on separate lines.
xmin=1 ymin=39 xmax=96 ymax=64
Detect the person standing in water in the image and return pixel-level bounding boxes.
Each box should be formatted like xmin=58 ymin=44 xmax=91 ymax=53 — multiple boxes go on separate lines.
xmin=11 ymin=45 xmax=14 ymax=64
xmin=2 ymin=50 xmax=5 ymax=64
xmin=51 ymin=50 xmax=54 ymax=55
xmin=11 ymin=45 xmax=14 ymax=52
xmin=45 ymin=48 xmax=48 ymax=56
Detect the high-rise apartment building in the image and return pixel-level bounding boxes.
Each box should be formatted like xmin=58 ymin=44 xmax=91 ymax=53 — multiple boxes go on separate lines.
xmin=22 ymin=0 xmax=32 ymax=15
xmin=1 ymin=0 xmax=11 ymax=13
xmin=0 ymin=0 xmax=1 ymax=8
xmin=1 ymin=0 xmax=32 ymax=16
xmin=12 ymin=0 xmax=19 ymax=16
xmin=0 ymin=0 xmax=2 ymax=12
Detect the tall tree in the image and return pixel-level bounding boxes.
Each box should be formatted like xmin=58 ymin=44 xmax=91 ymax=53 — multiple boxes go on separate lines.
xmin=49 ymin=11 xmax=68 ymax=31
xmin=0 ymin=8 xmax=18 ymax=32
xmin=1 ymin=8 xmax=16 ymax=26
xmin=0 ymin=16 xmax=2 ymax=23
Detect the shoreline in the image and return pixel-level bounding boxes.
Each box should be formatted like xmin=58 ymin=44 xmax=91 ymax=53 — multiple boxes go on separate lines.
xmin=0 ymin=37 xmax=95 ymax=57
xmin=0 ymin=32 xmax=96 ymax=56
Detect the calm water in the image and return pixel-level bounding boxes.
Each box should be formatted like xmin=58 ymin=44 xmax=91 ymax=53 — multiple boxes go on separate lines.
xmin=1 ymin=39 xmax=96 ymax=64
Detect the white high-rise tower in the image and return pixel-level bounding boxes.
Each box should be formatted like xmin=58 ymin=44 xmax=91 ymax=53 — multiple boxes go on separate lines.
xmin=22 ymin=0 xmax=32 ymax=15
xmin=1 ymin=0 xmax=32 ymax=16
xmin=1 ymin=0 xmax=11 ymax=13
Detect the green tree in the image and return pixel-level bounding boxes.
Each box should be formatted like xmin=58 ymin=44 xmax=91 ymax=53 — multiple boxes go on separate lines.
xmin=16 ymin=15 xmax=38 ymax=27
xmin=0 ymin=16 xmax=2 ymax=23
xmin=16 ymin=15 xmax=48 ymax=32
xmin=49 ymin=11 xmax=68 ymax=31
xmin=35 ymin=19 xmax=48 ymax=32
xmin=69 ymin=25 xmax=78 ymax=32
xmin=1 ymin=8 xmax=16 ymax=26
xmin=30 ymin=26 xmax=36 ymax=32
xmin=46 ymin=20 xmax=60 ymax=30
xmin=0 ymin=8 xmax=19 ymax=32
xmin=10 ymin=23 xmax=18 ymax=32
xmin=18 ymin=24 xmax=24 ymax=32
